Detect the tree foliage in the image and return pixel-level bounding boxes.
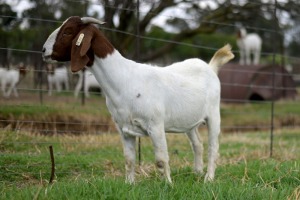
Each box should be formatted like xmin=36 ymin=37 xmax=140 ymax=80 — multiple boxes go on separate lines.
xmin=1 ymin=0 xmax=300 ymax=66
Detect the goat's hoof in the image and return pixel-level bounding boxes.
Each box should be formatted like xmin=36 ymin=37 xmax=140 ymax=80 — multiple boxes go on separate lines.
xmin=166 ymin=177 xmax=172 ymax=184
xmin=195 ymin=168 xmax=204 ymax=175
xmin=204 ymin=174 xmax=214 ymax=183
xmin=125 ymin=177 xmax=135 ymax=185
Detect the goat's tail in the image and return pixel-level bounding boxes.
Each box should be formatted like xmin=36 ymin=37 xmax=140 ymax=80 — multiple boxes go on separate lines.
xmin=208 ymin=44 xmax=234 ymax=73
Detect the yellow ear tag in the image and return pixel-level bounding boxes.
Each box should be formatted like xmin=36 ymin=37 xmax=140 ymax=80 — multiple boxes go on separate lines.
xmin=76 ymin=33 xmax=85 ymax=46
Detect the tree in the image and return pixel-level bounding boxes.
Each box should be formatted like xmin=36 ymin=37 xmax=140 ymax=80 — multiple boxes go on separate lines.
xmin=0 ymin=2 xmax=18 ymax=67
xmin=91 ymin=0 xmax=300 ymax=62
xmin=3 ymin=0 xmax=300 ymax=65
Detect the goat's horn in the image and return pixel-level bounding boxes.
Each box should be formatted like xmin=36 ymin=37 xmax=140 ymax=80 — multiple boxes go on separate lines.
xmin=81 ymin=17 xmax=106 ymax=25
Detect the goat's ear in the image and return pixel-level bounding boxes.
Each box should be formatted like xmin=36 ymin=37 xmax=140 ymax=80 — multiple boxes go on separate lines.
xmin=71 ymin=28 xmax=94 ymax=73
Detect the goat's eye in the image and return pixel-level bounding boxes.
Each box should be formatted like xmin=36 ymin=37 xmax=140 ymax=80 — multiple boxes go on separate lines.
xmin=63 ymin=28 xmax=73 ymax=36
xmin=63 ymin=32 xmax=72 ymax=36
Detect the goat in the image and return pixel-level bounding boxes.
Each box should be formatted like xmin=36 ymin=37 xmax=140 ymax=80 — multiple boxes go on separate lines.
xmin=42 ymin=16 xmax=234 ymax=183
xmin=74 ymin=69 xmax=101 ymax=98
xmin=237 ymin=28 xmax=262 ymax=65
xmin=46 ymin=64 xmax=69 ymax=96
xmin=0 ymin=64 xmax=26 ymax=97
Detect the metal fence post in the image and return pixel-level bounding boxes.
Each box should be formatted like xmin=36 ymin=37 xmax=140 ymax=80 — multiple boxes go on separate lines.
xmin=270 ymin=0 xmax=278 ymax=158
xmin=81 ymin=70 xmax=86 ymax=106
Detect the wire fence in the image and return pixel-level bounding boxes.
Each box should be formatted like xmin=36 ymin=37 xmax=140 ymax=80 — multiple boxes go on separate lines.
xmin=0 ymin=0 xmax=299 ymax=183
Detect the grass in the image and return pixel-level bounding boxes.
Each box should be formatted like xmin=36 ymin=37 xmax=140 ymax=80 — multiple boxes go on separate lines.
xmin=0 ymin=129 xmax=299 ymax=199
xmin=0 ymin=95 xmax=110 ymax=117
xmin=0 ymin=93 xmax=299 ymax=199
xmin=0 ymin=95 xmax=299 ymax=135
xmin=221 ymin=100 xmax=300 ymax=131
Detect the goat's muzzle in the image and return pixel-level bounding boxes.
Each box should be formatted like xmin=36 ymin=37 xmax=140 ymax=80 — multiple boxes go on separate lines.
xmin=42 ymin=54 xmax=57 ymax=64
xmin=42 ymin=49 xmax=55 ymax=63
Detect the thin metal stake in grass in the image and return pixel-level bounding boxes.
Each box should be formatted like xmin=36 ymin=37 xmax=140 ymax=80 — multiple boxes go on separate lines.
xmin=49 ymin=145 xmax=55 ymax=184
xmin=270 ymin=0 xmax=278 ymax=158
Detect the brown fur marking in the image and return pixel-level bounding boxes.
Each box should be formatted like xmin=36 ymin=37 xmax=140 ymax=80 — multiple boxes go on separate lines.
xmin=50 ymin=16 xmax=114 ymax=72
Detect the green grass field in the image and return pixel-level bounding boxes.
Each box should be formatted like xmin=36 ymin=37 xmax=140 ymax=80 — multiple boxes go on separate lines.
xmin=0 ymin=128 xmax=299 ymax=199
xmin=0 ymin=94 xmax=299 ymax=199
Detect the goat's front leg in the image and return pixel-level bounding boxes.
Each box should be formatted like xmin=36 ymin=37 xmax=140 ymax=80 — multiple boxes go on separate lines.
xmin=13 ymin=86 xmax=18 ymax=97
xmin=120 ymin=133 xmax=136 ymax=184
xmin=149 ymin=126 xmax=172 ymax=183
xmin=245 ymin=48 xmax=251 ymax=65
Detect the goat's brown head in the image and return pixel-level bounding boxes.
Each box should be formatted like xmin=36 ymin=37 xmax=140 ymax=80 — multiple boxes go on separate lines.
xmin=42 ymin=16 xmax=113 ymax=73
xmin=46 ymin=64 xmax=55 ymax=75
xmin=237 ymin=28 xmax=247 ymax=39
xmin=17 ymin=63 xmax=27 ymax=76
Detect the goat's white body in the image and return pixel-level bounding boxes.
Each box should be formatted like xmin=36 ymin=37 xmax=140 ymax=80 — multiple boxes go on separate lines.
xmin=47 ymin=67 xmax=69 ymax=96
xmin=91 ymin=55 xmax=219 ymax=134
xmin=89 ymin=51 xmax=221 ymax=182
xmin=237 ymin=32 xmax=262 ymax=65
xmin=0 ymin=68 xmax=21 ymax=97
xmin=42 ymin=16 xmax=234 ymax=183
xmin=74 ymin=70 xmax=101 ymax=98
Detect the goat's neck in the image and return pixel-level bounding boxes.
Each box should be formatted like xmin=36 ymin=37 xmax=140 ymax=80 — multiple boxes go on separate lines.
xmin=89 ymin=51 xmax=139 ymax=99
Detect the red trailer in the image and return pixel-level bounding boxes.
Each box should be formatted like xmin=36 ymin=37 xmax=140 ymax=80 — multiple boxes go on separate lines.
xmin=218 ymin=64 xmax=297 ymax=102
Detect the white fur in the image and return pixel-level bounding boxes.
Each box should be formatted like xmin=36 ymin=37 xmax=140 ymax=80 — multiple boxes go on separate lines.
xmin=47 ymin=67 xmax=69 ymax=96
xmin=237 ymin=28 xmax=262 ymax=65
xmin=42 ymin=19 xmax=234 ymax=183
xmin=90 ymin=53 xmax=221 ymax=184
xmin=74 ymin=70 xmax=101 ymax=98
xmin=0 ymin=67 xmax=21 ymax=97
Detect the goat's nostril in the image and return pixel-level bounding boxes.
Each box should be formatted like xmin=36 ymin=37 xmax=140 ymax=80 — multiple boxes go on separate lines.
xmin=42 ymin=48 xmax=46 ymax=53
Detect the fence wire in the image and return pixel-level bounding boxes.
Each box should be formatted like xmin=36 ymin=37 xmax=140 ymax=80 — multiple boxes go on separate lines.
xmin=0 ymin=0 xmax=299 ymax=183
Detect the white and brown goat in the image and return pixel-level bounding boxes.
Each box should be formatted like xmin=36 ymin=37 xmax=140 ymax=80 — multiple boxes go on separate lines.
xmin=42 ymin=16 xmax=234 ymax=183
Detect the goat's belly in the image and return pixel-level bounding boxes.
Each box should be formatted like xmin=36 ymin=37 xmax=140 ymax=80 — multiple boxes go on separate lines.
xmin=122 ymin=126 xmax=148 ymax=137
xmin=164 ymin=118 xmax=205 ymax=133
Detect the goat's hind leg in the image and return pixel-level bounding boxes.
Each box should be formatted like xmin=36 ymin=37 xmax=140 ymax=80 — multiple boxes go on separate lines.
xmin=253 ymin=48 xmax=261 ymax=65
xmin=205 ymin=110 xmax=220 ymax=182
xmin=186 ymin=127 xmax=204 ymax=174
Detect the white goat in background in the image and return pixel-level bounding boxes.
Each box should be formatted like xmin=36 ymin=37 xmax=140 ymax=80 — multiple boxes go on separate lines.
xmin=42 ymin=16 xmax=234 ymax=183
xmin=46 ymin=64 xmax=69 ymax=96
xmin=74 ymin=69 xmax=101 ymax=98
xmin=237 ymin=28 xmax=262 ymax=65
xmin=0 ymin=64 xmax=26 ymax=97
